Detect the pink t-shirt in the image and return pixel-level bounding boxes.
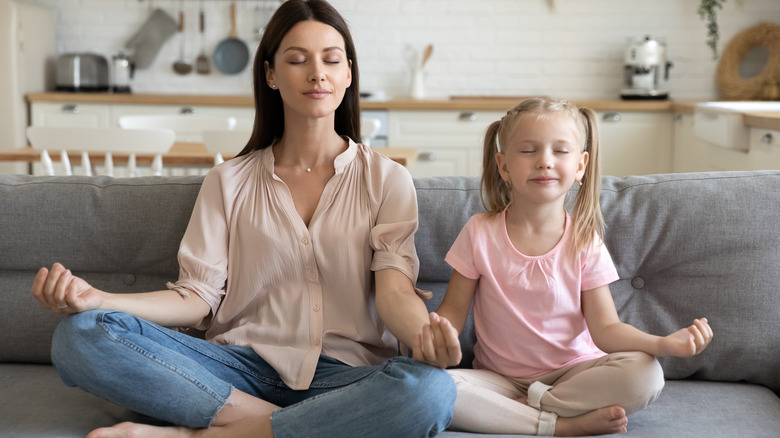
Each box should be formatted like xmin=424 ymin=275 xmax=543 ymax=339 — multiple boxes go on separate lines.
xmin=445 ymin=210 xmax=619 ymax=378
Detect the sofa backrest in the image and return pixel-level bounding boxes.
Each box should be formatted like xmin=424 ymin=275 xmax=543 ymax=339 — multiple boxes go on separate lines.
xmin=2 ymin=171 xmax=779 ymax=395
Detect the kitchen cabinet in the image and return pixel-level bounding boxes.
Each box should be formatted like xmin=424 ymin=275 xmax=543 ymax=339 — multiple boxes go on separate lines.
xmin=30 ymin=101 xmax=255 ymax=142
xmin=596 ymin=111 xmax=672 ymax=177
xmin=391 ymin=109 xmax=674 ymax=178
xmin=672 ymin=113 xmax=711 ymax=173
xmin=389 ymin=110 xmax=504 ymax=178
xmin=31 ymin=102 xmax=111 ymax=128
xmin=749 ymin=127 xmax=780 ymax=170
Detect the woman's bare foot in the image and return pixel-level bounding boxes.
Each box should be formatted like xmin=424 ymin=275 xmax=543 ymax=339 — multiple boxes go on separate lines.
xmin=555 ymin=406 xmax=627 ymax=436
xmin=86 ymin=422 xmax=196 ymax=438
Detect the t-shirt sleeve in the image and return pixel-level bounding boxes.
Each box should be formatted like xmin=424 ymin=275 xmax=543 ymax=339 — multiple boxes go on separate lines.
xmin=167 ymin=169 xmax=229 ymax=327
xmin=445 ymin=215 xmax=481 ymax=280
xmin=369 ymin=162 xmax=420 ymax=284
xmin=580 ymin=234 xmax=620 ymax=291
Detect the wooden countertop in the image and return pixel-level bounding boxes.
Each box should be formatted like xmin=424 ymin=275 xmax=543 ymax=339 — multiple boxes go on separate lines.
xmin=27 ymin=92 xmax=672 ymax=112
xmin=26 ymin=92 xmax=779 ymax=130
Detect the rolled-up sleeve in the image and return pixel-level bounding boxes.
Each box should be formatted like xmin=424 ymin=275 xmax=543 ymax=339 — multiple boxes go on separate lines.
xmin=369 ymin=163 xmax=419 ymax=284
xmin=167 ymin=170 xmax=229 ymax=328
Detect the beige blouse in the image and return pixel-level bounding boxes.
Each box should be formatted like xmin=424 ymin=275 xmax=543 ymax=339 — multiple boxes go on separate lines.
xmin=168 ymin=139 xmax=419 ymax=390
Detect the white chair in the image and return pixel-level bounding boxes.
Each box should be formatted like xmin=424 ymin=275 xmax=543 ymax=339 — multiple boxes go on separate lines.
xmin=117 ymin=114 xmax=237 ymax=142
xmin=26 ymin=126 xmax=175 ymax=177
xmin=202 ymin=130 xmax=252 ymax=165
xmin=361 ymin=117 xmax=382 ymax=146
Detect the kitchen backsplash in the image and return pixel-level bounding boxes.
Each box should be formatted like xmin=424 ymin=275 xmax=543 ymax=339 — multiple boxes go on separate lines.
xmin=18 ymin=0 xmax=780 ymax=99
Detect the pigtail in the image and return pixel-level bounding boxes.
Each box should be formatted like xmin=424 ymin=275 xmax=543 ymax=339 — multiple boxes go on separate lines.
xmin=480 ymin=120 xmax=511 ymax=214
xmin=570 ymin=107 xmax=605 ymax=254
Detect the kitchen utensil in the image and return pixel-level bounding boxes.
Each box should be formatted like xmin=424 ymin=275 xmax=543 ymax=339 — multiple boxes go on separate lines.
xmin=420 ymin=44 xmax=433 ymax=69
xmin=111 ymin=51 xmax=135 ymax=93
xmin=55 ymin=53 xmax=110 ymax=92
xmin=196 ymin=4 xmax=210 ymax=74
xmin=214 ymin=2 xmax=250 ymax=75
xmin=173 ymin=9 xmax=192 ymax=75
xmin=620 ymin=35 xmax=672 ymax=100
xmin=124 ymin=8 xmax=177 ymax=70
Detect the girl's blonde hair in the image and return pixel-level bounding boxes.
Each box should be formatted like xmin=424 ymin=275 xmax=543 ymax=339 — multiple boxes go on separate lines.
xmin=480 ymin=97 xmax=604 ymax=254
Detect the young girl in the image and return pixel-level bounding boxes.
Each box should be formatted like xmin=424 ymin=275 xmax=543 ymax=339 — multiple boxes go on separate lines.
xmin=423 ymin=98 xmax=713 ymax=436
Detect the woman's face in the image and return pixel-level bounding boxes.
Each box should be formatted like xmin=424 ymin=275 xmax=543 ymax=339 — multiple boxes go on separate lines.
xmin=265 ymin=20 xmax=352 ymax=121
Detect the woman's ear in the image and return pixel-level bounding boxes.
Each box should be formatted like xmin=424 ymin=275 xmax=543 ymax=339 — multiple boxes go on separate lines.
xmin=347 ymin=59 xmax=353 ymax=87
xmin=264 ymin=60 xmax=275 ymax=89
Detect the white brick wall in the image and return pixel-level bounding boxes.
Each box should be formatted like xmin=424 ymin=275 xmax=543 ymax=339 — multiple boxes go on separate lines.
xmin=20 ymin=0 xmax=780 ymax=100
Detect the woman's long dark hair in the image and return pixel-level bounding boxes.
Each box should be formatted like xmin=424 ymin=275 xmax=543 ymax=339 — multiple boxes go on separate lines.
xmin=236 ymin=0 xmax=361 ymax=157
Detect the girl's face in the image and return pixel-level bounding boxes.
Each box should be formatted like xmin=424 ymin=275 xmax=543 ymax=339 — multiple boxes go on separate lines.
xmin=496 ymin=111 xmax=588 ymax=206
xmin=265 ymin=20 xmax=352 ymax=121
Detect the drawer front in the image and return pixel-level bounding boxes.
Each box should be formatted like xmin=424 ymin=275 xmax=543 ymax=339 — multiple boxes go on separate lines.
xmin=389 ymin=110 xmax=504 ymax=148
xmin=750 ymin=129 xmax=780 ymax=170
xmin=405 ymin=148 xmax=473 ymax=178
xmin=31 ymin=102 xmax=111 ymax=128
xmin=111 ymin=104 xmax=256 ymax=141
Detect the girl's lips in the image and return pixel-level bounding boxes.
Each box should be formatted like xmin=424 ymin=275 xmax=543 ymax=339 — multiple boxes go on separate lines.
xmin=530 ymin=177 xmax=558 ymax=184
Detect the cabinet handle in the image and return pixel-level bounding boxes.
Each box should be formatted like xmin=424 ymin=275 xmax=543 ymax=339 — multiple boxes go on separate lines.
xmin=458 ymin=112 xmax=477 ymax=122
xmin=61 ymin=104 xmax=79 ymax=114
xmin=180 ymin=107 xmax=196 ymax=115
xmin=418 ymin=152 xmax=437 ymax=161
xmin=761 ymin=133 xmax=774 ymax=145
xmin=602 ymin=112 xmax=621 ymax=123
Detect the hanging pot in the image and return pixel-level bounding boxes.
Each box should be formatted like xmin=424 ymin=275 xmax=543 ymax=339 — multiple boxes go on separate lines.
xmin=213 ymin=2 xmax=250 ymax=75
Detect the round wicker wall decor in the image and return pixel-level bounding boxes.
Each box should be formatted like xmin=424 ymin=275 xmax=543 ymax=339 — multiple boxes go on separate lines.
xmin=716 ymin=21 xmax=780 ymax=100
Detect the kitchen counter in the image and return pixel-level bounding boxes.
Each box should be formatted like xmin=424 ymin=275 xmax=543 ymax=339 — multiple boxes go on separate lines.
xmin=26 ymin=92 xmax=780 ymax=131
xmin=26 ymin=92 xmax=672 ymax=112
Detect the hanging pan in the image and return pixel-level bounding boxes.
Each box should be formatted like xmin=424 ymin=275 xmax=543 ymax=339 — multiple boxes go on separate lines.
xmin=213 ymin=2 xmax=250 ymax=75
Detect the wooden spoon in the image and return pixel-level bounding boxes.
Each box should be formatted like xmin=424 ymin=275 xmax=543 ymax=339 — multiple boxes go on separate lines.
xmin=421 ymin=44 xmax=434 ymax=69
xmin=173 ymin=10 xmax=192 ymax=75
xmin=196 ymin=6 xmax=210 ymax=74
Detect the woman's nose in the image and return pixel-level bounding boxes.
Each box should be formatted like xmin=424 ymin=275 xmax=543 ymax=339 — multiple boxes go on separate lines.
xmin=309 ymin=65 xmax=326 ymax=82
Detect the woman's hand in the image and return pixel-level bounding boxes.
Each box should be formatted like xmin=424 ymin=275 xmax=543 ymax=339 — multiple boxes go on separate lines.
xmin=658 ymin=318 xmax=713 ymax=357
xmin=412 ymin=312 xmax=462 ymax=369
xmin=31 ymin=263 xmax=104 ymax=314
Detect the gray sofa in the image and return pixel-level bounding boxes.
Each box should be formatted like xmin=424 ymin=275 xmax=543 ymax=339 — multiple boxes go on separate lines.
xmin=1 ymin=170 xmax=779 ymax=437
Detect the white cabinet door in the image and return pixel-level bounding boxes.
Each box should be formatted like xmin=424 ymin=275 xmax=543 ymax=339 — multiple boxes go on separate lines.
xmin=31 ymin=102 xmax=111 ymax=128
xmin=389 ymin=110 xmax=504 ymax=177
xmin=749 ymin=128 xmax=780 ymax=170
xmin=672 ymin=113 xmax=711 ymax=173
xmin=597 ymin=111 xmax=672 ymax=177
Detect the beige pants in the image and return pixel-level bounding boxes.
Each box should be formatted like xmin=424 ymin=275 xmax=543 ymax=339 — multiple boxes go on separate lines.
xmin=447 ymin=352 xmax=665 ymax=436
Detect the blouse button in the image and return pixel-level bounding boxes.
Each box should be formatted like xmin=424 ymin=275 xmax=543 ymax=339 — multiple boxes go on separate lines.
xmin=301 ymin=237 xmax=309 ymax=244
xmin=308 ymin=272 xmax=317 ymax=281
xmin=313 ymin=304 xmax=320 ymax=312
xmin=314 ymin=338 xmax=321 ymax=346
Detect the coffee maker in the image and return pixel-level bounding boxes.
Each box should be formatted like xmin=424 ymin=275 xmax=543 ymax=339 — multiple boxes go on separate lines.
xmin=620 ymin=36 xmax=673 ymax=100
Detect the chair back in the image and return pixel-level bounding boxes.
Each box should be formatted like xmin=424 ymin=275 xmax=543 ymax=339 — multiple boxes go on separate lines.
xmin=118 ymin=114 xmax=237 ymax=142
xmin=201 ymin=130 xmax=251 ymax=165
xmin=26 ymin=126 xmax=175 ymax=177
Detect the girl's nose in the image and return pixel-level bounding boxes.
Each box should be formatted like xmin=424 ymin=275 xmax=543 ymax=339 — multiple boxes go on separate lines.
xmin=537 ymin=151 xmax=554 ymax=169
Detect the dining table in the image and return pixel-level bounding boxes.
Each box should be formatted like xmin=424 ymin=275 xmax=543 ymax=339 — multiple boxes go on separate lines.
xmin=0 ymin=143 xmax=417 ymax=172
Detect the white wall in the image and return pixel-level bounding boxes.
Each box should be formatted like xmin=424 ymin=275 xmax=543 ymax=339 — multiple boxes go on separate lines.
xmin=18 ymin=0 xmax=780 ymax=100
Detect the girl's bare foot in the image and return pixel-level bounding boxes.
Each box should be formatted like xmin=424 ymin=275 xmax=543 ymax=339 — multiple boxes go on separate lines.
xmin=86 ymin=422 xmax=197 ymax=438
xmin=555 ymin=406 xmax=627 ymax=436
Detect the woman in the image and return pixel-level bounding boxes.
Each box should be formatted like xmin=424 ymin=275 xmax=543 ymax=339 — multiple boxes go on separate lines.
xmin=31 ymin=1 xmax=460 ymax=437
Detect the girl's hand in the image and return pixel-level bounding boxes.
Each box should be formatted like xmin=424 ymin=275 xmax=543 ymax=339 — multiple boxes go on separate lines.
xmin=412 ymin=312 xmax=462 ymax=368
xmin=31 ymin=263 xmax=104 ymax=314
xmin=658 ymin=318 xmax=713 ymax=357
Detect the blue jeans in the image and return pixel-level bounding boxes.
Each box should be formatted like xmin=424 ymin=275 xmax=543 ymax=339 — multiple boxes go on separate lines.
xmin=51 ymin=310 xmax=456 ymax=438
